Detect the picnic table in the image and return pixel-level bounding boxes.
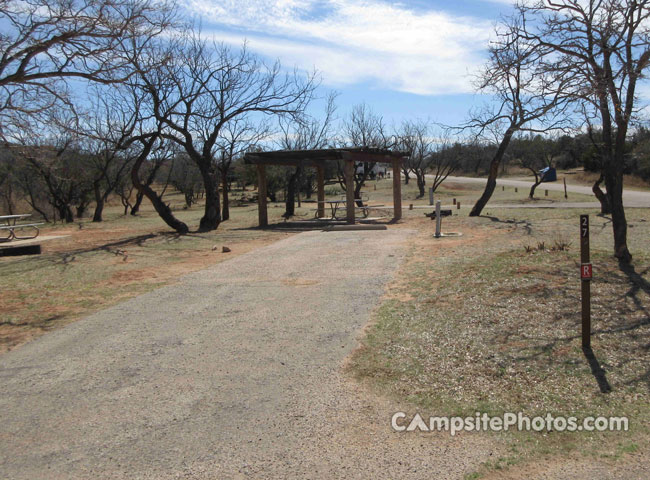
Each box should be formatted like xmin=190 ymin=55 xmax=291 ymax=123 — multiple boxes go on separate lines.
xmin=0 ymin=214 xmax=43 ymax=242
xmin=314 ymin=197 xmax=373 ymax=219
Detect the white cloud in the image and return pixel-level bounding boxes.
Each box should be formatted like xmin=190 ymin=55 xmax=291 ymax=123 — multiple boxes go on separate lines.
xmin=183 ymin=0 xmax=495 ymax=95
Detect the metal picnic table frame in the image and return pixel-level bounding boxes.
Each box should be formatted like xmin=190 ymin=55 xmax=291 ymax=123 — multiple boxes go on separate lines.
xmin=0 ymin=214 xmax=43 ymax=242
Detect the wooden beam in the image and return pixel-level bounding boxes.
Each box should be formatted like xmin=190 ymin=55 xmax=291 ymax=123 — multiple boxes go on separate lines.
xmin=245 ymin=156 xmax=321 ymax=168
xmin=345 ymin=159 xmax=355 ymax=224
xmin=257 ymin=164 xmax=268 ymax=227
xmin=392 ymin=159 xmax=402 ymax=221
xmin=316 ymin=165 xmax=325 ymax=218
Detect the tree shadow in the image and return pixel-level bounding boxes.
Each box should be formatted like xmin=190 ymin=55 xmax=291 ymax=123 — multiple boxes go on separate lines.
xmin=582 ymin=346 xmax=612 ymax=393
xmin=481 ymin=215 xmax=532 ymax=234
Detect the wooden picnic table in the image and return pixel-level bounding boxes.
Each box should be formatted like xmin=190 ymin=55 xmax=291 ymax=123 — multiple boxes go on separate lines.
xmin=315 ymin=197 xmax=372 ymax=219
xmin=0 ymin=214 xmax=43 ymax=242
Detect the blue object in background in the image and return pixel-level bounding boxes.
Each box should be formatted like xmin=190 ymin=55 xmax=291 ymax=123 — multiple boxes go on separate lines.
xmin=539 ymin=167 xmax=557 ymax=182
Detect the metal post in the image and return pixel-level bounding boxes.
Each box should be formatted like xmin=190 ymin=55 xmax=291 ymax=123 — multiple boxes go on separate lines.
xmin=429 ymin=187 xmax=434 ymax=206
xmin=435 ymin=200 xmax=442 ymax=238
xmin=580 ymin=214 xmax=591 ymax=348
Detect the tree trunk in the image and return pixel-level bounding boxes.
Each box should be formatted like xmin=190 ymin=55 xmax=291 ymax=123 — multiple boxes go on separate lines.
xmin=415 ymin=170 xmax=426 ymax=198
xmin=131 ymin=142 xmax=189 ymax=234
xmin=592 ymin=174 xmax=611 ymax=214
xmin=221 ymin=173 xmax=230 ymax=221
xmin=529 ymin=172 xmax=542 ymax=199
xmin=604 ymin=164 xmax=631 ymax=263
xmin=92 ymin=181 xmax=104 ymax=222
xmin=198 ymin=162 xmax=221 ymax=232
xmin=285 ymin=167 xmax=300 ymax=217
xmin=470 ymin=128 xmax=514 ymax=217
xmin=131 ymin=191 xmax=144 ymax=215
xmin=58 ymin=204 xmax=74 ymax=223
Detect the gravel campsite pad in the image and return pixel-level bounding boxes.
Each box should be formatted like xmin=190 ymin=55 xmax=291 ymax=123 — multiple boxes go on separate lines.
xmin=0 ymin=228 xmax=499 ymax=479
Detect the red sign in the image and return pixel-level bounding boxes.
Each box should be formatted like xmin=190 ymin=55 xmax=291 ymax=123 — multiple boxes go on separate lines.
xmin=581 ymin=263 xmax=593 ymax=280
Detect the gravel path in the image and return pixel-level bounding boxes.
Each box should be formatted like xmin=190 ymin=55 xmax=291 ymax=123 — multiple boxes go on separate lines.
xmin=0 ymin=229 xmax=497 ymax=479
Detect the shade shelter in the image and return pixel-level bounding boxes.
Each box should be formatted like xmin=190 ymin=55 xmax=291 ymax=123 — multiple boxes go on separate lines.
xmin=244 ymin=147 xmax=408 ymax=227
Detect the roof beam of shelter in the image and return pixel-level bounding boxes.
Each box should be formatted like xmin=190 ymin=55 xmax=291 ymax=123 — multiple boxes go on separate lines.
xmin=244 ymin=155 xmax=321 ymax=168
xmin=340 ymin=151 xmax=407 ymax=164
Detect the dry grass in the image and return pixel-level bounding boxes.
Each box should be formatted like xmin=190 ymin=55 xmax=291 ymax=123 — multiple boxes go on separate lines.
xmin=348 ymin=209 xmax=650 ymax=472
xmin=0 ymin=190 xmax=299 ymax=353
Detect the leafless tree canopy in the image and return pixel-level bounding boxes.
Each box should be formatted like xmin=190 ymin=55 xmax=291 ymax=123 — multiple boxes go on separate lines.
xmin=131 ymin=31 xmax=317 ymax=231
xmin=464 ymin=8 xmax=577 ymax=217
xmin=513 ymin=0 xmax=650 ymax=261
xmin=0 ymin=0 xmax=176 ymax=135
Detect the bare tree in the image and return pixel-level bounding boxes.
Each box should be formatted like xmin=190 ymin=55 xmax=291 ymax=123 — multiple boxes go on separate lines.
xmin=0 ymin=0 xmax=176 ymax=138
xmin=339 ymin=103 xmax=394 ymax=204
xmin=73 ymin=88 xmax=141 ymax=222
xmin=216 ymin=118 xmax=270 ymax=220
xmin=465 ymin=12 xmax=572 ymax=217
xmin=397 ymin=120 xmax=456 ymax=198
xmin=428 ymin=137 xmax=460 ymax=195
xmin=510 ymin=134 xmax=556 ymax=199
xmin=132 ymin=31 xmax=316 ymax=232
xmin=278 ymin=92 xmax=337 ymax=217
xmin=516 ymin=0 xmax=650 ymax=262
xmin=5 ymin=109 xmax=95 ymax=222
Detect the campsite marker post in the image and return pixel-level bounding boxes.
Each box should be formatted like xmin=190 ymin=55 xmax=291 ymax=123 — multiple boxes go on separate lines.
xmin=580 ymin=215 xmax=592 ymax=348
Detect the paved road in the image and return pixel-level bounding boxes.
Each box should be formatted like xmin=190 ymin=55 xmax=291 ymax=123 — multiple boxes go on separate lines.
xmin=439 ymin=175 xmax=650 ymax=207
xmin=0 ymin=229 xmax=495 ymax=479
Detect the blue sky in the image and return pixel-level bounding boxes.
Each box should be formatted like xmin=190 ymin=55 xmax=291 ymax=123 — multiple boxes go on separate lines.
xmin=181 ymin=0 xmax=517 ymax=128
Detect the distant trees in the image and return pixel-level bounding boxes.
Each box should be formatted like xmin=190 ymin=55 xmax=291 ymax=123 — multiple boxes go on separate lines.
xmin=397 ymin=120 xmax=458 ymax=198
xmin=509 ymin=134 xmax=557 ymax=199
xmin=465 ymin=11 xmax=572 ymax=217
xmin=509 ymin=0 xmax=650 ymax=262
xmin=216 ymin=118 xmax=270 ymax=220
xmin=340 ymin=103 xmax=394 ymax=203
xmin=130 ymin=31 xmax=316 ymax=232
xmin=278 ymin=93 xmax=337 ymax=217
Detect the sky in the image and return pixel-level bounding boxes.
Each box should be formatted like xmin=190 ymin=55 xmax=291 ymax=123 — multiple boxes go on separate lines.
xmin=180 ymin=0 xmax=517 ymax=128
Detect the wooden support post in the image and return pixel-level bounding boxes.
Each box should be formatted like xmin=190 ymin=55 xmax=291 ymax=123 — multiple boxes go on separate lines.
xmin=564 ymin=177 xmax=568 ymax=199
xmin=392 ymin=159 xmax=402 ymax=221
xmin=345 ymin=159 xmax=355 ymax=224
xmin=580 ymin=215 xmax=591 ymax=348
xmin=257 ymin=164 xmax=268 ymax=227
xmin=316 ymin=166 xmax=325 ymax=218
xmin=545 ymin=189 xmax=549 ymax=197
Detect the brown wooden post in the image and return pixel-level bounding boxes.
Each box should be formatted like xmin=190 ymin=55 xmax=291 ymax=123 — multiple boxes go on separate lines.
xmin=257 ymin=164 xmax=268 ymax=227
xmin=345 ymin=159 xmax=355 ymax=224
xmin=580 ymin=215 xmax=591 ymax=348
xmin=316 ymin=165 xmax=325 ymax=218
xmin=392 ymin=159 xmax=402 ymax=221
